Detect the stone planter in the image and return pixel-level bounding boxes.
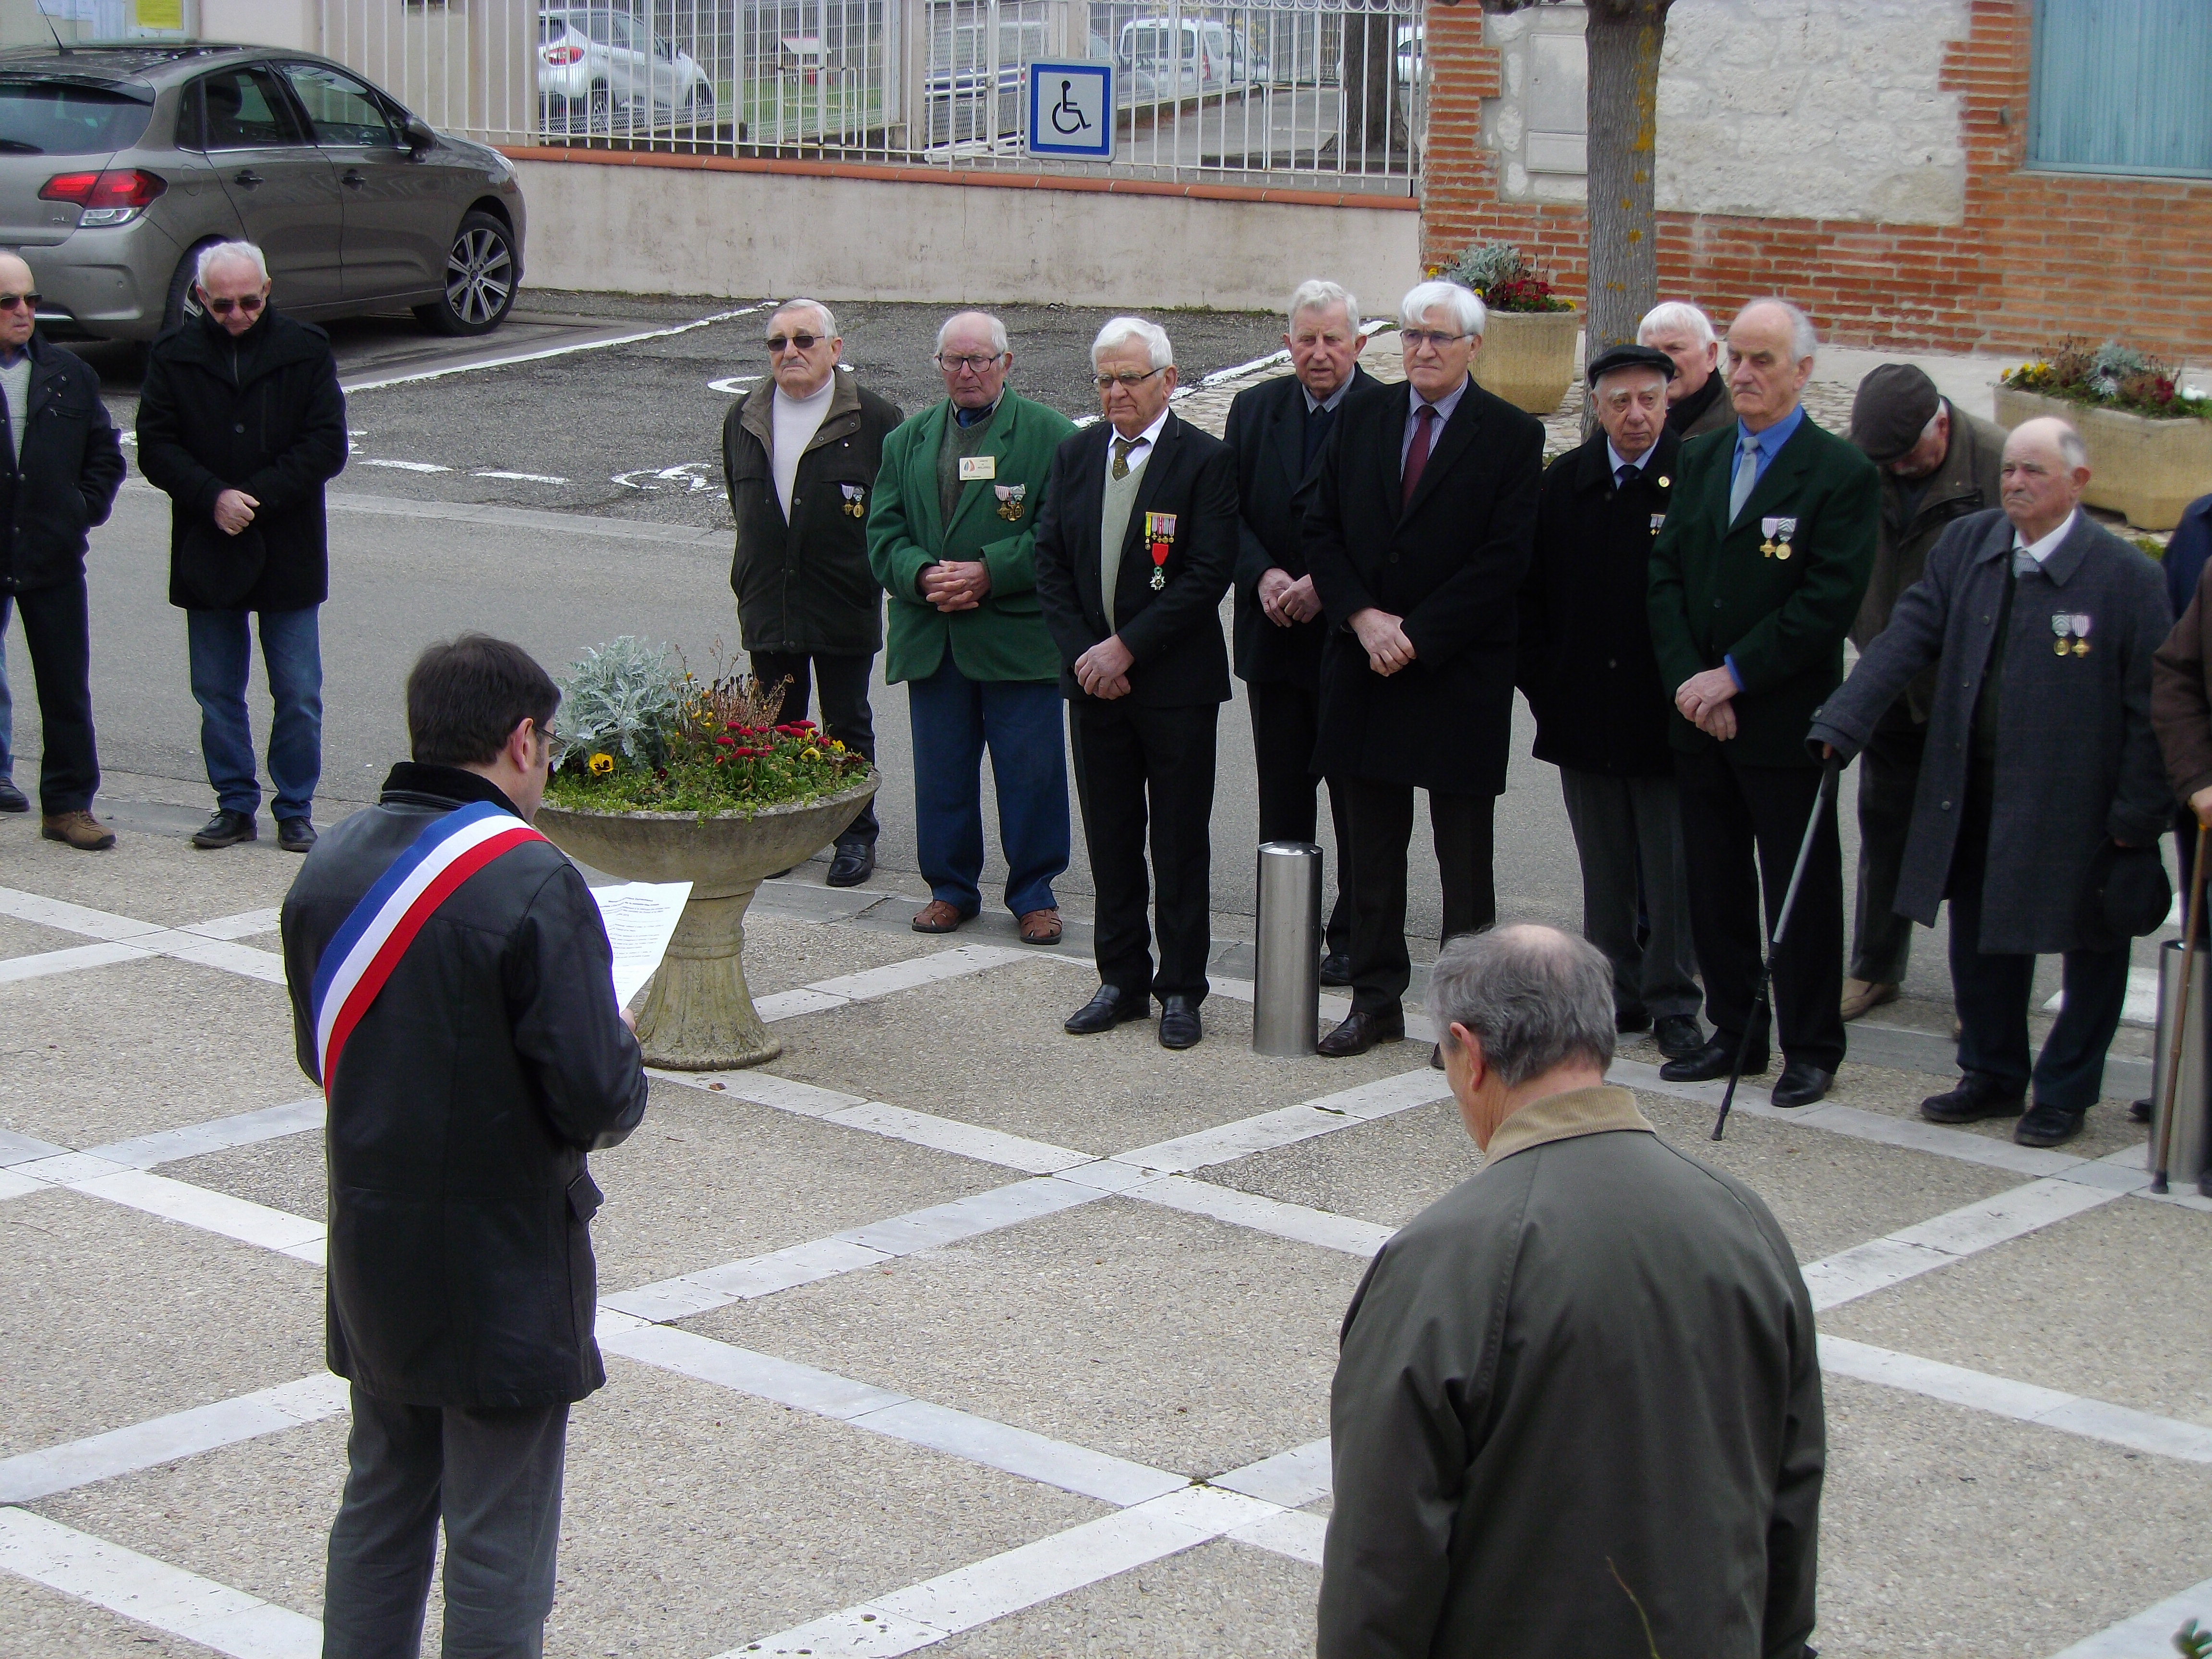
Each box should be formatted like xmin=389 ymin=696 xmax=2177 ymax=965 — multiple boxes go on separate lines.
xmin=1472 ymin=310 xmax=1581 ymax=415
xmin=535 ymin=774 xmax=878 ymax=1070
xmin=1994 ymin=385 xmax=2212 ymax=531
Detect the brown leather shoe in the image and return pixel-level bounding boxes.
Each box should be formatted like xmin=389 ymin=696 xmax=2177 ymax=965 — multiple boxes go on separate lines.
xmin=41 ymin=810 xmax=116 ymax=851
xmin=1317 ymin=1009 xmax=1406 ymax=1057
xmin=1018 ymin=907 xmax=1062 ymax=945
xmin=1840 ymin=978 xmax=1899 ymax=1022
xmin=912 ymin=899 xmax=974 ymax=934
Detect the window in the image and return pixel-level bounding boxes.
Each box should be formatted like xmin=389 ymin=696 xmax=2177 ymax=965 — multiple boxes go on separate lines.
xmin=2029 ymin=0 xmax=2212 ymax=178
xmin=0 ymin=81 xmax=153 ymax=156
xmin=278 ymin=63 xmax=399 ymax=148
xmin=187 ymin=66 xmax=306 ymax=151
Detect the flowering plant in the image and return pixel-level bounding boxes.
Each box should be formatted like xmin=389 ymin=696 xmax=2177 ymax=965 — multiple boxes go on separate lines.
xmin=2002 ymin=338 xmax=2209 ymax=421
xmin=1437 ymin=241 xmax=1575 ymax=314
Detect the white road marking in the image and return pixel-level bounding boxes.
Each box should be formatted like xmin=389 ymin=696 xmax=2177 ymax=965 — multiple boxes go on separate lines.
xmin=338 ymin=304 xmax=764 ymax=395
xmin=708 ymin=374 xmax=757 ymax=395
xmin=2047 ymin=1573 xmax=2212 ymax=1657
xmin=472 ymin=469 xmax=570 ymax=483
xmin=356 ymin=458 xmax=451 ymax=473
xmin=612 ymin=461 xmax=714 ymax=493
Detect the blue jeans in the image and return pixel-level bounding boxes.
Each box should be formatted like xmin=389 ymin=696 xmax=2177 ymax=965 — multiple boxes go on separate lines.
xmin=187 ymin=607 xmax=323 ymax=822
xmin=907 ymin=654 xmax=1069 ymax=916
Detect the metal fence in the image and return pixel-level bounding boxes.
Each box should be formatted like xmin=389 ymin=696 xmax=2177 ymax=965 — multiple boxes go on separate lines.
xmin=309 ymin=0 xmax=1422 ymax=192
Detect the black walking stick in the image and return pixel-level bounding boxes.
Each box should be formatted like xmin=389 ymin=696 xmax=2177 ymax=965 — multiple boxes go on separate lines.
xmin=2152 ymin=819 xmax=2211 ymax=1195
xmin=1712 ymin=757 xmax=1842 ymax=1142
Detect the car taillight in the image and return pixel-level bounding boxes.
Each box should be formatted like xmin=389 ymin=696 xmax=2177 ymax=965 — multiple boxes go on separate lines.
xmin=39 ymin=168 xmax=166 ymax=209
xmin=542 ymin=43 xmax=583 ymax=64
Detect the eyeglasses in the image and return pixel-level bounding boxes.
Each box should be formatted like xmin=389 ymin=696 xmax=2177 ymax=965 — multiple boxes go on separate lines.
xmin=1094 ymin=367 xmax=1165 ymax=390
xmin=765 ymin=333 xmax=823 ymax=354
xmin=1399 ymin=328 xmax=1471 ymax=349
xmin=203 ymin=293 xmax=265 ymax=316
xmin=937 ymin=352 xmax=1003 ymax=373
xmin=0 ymin=292 xmax=40 ymax=312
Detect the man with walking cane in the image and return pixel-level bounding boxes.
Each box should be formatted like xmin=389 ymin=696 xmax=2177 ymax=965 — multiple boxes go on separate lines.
xmin=1810 ymin=418 xmax=2171 ymax=1148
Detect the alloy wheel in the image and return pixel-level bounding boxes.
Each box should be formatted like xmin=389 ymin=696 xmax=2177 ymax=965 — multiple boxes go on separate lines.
xmin=445 ymin=226 xmax=514 ymax=328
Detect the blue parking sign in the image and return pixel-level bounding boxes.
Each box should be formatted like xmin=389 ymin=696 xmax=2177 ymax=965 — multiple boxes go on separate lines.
xmin=1027 ymin=61 xmax=1113 ymax=160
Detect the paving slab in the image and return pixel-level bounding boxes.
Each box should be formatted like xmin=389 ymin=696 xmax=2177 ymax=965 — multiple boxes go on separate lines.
xmin=0 ymin=1571 xmax=222 ymax=1658
xmin=0 ymin=913 xmax=96 ymax=962
xmin=1822 ymin=1197 xmax=2212 ymax=1425
xmin=684 ymin=1195 xmax=1362 ymax=1479
xmin=0 ymin=815 xmax=297 ymax=928
xmin=1 ymin=1188 xmax=324 ymax=1458
xmin=159 ymin=1130 xmax=325 ymax=1224
xmin=733 ymin=912 xmax=970 ymax=998
xmin=0 ymin=956 xmax=304 ymax=1148
xmin=1197 ymin=1095 xmax=1479 ymax=1230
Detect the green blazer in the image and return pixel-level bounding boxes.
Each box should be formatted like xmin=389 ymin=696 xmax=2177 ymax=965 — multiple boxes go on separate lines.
xmin=867 ymin=389 xmax=1077 ymax=684
xmin=1647 ymin=411 xmax=1879 ymax=769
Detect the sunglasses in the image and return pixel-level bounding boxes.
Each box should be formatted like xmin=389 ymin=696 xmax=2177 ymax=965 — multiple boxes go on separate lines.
xmin=765 ymin=333 xmax=823 ymax=354
xmin=1094 ymin=367 xmax=1164 ymax=390
xmin=203 ymin=293 xmax=265 ymax=316
xmin=0 ymin=292 xmax=40 ymax=312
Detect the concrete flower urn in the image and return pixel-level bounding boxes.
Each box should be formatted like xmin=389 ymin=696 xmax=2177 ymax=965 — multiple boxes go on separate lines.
xmin=1473 ymin=310 xmax=1581 ymax=415
xmin=1995 ymin=385 xmax=2212 ymax=531
xmin=535 ymin=774 xmax=878 ymax=1070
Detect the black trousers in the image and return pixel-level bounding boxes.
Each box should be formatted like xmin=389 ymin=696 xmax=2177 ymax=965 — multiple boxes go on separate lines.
xmin=750 ymin=649 xmax=878 ymax=842
xmin=1851 ymin=700 xmax=1926 ymax=985
xmin=1245 ymin=675 xmax=1355 ymax=957
xmin=1340 ymin=777 xmax=1495 ymax=1016
xmin=323 ymin=1384 xmax=569 ymax=1659
xmin=5 ymin=577 xmax=99 ymax=814
xmin=1069 ymin=698 xmax=1217 ymax=1001
xmin=1675 ymin=745 xmax=1847 ymax=1071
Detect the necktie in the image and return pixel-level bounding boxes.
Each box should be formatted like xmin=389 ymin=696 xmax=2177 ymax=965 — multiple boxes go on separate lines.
xmin=1303 ymin=402 xmax=1335 ymax=472
xmin=2013 ymin=550 xmax=2039 ymax=577
xmin=1615 ymin=462 xmax=1637 ymax=492
xmin=1402 ymin=404 xmax=1436 ymax=507
xmin=1111 ymin=435 xmax=1137 ymax=481
xmin=1728 ymin=434 xmax=1761 ymax=522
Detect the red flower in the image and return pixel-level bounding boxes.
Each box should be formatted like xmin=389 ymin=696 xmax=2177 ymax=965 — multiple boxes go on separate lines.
xmin=791 ymin=719 xmax=816 ymax=730
xmin=715 ymin=735 xmax=736 ymax=747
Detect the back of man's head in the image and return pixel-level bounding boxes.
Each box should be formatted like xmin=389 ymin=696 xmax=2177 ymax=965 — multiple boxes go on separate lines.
xmin=1428 ymin=924 xmax=1616 ymax=1084
xmin=407 ymin=634 xmax=559 ymax=766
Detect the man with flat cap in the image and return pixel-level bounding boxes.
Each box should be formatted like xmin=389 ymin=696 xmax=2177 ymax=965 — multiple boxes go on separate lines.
xmin=1519 ymin=343 xmax=1704 ymax=1059
xmin=1841 ymin=364 xmax=2007 ymax=1022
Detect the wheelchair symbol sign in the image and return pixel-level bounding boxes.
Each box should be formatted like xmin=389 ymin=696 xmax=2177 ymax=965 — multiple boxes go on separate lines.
xmin=1026 ymin=61 xmax=1112 ymax=159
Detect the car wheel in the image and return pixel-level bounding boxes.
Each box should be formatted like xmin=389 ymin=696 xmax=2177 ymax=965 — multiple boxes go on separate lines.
xmin=413 ymin=211 xmax=517 ymax=337
xmin=160 ymin=240 xmax=223 ymax=333
xmin=687 ymin=80 xmax=715 ymax=121
xmin=588 ymin=81 xmax=610 ymax=122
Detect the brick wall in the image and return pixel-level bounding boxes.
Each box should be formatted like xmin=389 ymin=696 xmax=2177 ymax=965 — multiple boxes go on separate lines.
xmin=1418 ymin=0 xmax=2212 ymax=360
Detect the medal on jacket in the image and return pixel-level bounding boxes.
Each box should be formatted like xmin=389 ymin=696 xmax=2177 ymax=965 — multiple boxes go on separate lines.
xmin=1145 ymin=511 xmax=1175 ymax=589
xmin=1649 ymin=513 xmax=1667 ymax=536
xmin=995 ymin=482 xmax=1026 ymax=522
xmin=1761 ymin=515 xmax=1797 ymax=560
xmin=840 ymin=482 xmax=866 ymax=518
xmin=2055 ymin=612 xmax=2092 ymax=656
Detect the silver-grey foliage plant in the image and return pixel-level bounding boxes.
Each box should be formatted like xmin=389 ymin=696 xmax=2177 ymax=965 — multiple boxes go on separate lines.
xmin=553 ymin=636 xmax=681 ymax=766
xmin=1442 ymin=240 xmax=1532 ymax=296
xmin=2090 ymin=340 xmax=2153 ymax=398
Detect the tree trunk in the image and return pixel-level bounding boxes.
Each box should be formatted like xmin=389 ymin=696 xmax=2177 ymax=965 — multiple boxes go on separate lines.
xmin=1582 ymin=3 xmax=1668 ymax=359
xmin=1343 ymin=12 xmax=1396 ymax=157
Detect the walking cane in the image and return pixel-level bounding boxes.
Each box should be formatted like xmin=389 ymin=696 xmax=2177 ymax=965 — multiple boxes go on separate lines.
xmin=1712 ymin=757 xmax=1842 ymax=1142
xmin=2152 ymin=819 xmax=2210 ymax=1195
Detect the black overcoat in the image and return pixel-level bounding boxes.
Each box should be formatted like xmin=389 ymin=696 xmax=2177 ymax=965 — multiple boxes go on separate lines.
xmin=1224 ymin=364 xmax=1373 ymax=687
xmin=1809 ymin=509 xmax=2172 ymax=954
xmin=0 ymin=335 xmax=124 ymax=595
xmin=723 ymin=372 xmax=902 ymax=657
xmin=1517 ymin=426 xmax=1682 ymax=777
xmin=137 ymin=308 xmax=347 ymax=612
xmin=1299 ymin=374 xmax=1544 ymax=795
xmin=280 ymin=764 xmax=649 ymax=1408
xmin=1031 ymin=411 xmax=1238 ymax=709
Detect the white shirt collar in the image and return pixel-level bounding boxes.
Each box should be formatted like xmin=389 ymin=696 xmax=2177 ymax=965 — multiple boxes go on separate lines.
xmin=1105 ymin=405 xmax=1172 ymax=475
xmin=2012 ymin=507 xmax=2078 ymax=566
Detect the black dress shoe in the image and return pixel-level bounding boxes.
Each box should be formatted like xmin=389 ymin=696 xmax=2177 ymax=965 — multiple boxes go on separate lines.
xmin=1158 ymin=994 xmax=1202 ymax=1050
xmin=825 ymin=836 xmax=876 ymax=888
xmin=1652 ymin=1014 xmax=1705 ymax=1060
xmin=1770 ymin=1062 xmax=1835 ymax=1109
xmin=2129 ymin=1097 xmax=2153 ymax=1124
xmin=1065 ymin=985 xmax=1149 ymax=1035
xmin=1659 ymin=1035 xmax=1767 ymax=1083
xmin=277 ymin=817 xmax=317 ymax=854
xmin=1318 ymin=951 xmax=1353 ymax=987
xmin=1919 ymin=1073 xmax=2026 ymax=1124
xmin=191 ymin=808 xmax=256 ymax=849
xmin=1317 ymin=1009 xmax=1405 ymax=1058
xmin=0 ymin=777 xmax=26 ymax=813
xmin=2015 ymin=1103 xmax=2086 ymax=1148
xmin=1616 ymin=1010 xmax=1652 ymax=1035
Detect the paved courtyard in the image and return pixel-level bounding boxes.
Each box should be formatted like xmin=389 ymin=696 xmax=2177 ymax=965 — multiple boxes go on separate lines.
xmin=1 ymin=807 xmax=2209 ymax=1659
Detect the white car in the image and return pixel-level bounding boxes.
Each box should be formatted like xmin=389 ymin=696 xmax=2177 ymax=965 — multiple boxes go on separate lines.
xmin=538 ymin=8 xmax=715 ymax=125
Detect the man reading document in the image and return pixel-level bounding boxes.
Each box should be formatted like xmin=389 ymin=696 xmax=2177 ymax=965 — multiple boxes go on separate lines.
xmin=280 ymin=633 xmax=647 ymax=1658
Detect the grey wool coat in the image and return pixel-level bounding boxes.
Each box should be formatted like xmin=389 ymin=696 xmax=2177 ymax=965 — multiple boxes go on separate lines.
xmin=1809 ymin=508 xmax=2172 ymax=954
xmin=1319 ymin=1087 xmax=1824 ymax=1659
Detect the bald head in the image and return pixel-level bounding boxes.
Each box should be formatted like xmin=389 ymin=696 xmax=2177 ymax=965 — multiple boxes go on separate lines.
xmin=2001 ymin=416 xmax=2090 ymax=543
xmin=1725 ymin=299 xmax=1816 ymax=432
xmin=0 ymin=252 xmax=35 ymax=350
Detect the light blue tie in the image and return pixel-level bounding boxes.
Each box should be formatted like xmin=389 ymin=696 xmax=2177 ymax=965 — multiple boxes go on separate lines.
xmin=2012 ymin=550 xmax=2038 ymax=577
xmin=1728 ymin=434 xmax=1760 ymax=523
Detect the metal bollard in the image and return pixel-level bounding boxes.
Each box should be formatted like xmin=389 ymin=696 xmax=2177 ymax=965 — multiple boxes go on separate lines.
xmin=2152 ymin=938 xmax=2212 ymax=1189
xmin=1252 ymin=841 xmax=1323 ymax=1057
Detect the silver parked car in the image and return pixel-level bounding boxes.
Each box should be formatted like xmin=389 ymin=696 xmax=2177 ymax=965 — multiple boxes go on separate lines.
xmin=538 ymin=9 xmax=715 ymax=127
xmin=0 ymin=42 xmax=528 ymax=342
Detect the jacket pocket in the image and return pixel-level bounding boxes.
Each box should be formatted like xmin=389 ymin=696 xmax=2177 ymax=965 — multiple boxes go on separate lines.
xmin=567 ymin=1168 xmax=603 ymax=1222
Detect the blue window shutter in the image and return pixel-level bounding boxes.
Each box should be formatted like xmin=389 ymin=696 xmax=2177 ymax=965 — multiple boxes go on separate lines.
xmin=2030 ymin=0 xmax=2212 ymax=178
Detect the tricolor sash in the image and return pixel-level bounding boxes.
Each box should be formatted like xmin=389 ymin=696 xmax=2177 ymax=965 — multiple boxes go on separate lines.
xmin=309 ymin=801 xmax=549 ymax=1093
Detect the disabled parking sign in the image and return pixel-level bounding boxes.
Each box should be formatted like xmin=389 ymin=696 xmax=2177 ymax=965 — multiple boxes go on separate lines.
xmin=1027 ymin=61 xmax=1113 ymax=160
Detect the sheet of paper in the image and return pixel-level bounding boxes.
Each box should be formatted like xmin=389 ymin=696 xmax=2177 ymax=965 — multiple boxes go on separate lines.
xmin=591 ymin=881 xmax=691 ymax=1010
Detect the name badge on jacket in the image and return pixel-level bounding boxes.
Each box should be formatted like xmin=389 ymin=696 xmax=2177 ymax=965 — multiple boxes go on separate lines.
xmin=959 ymin=455 xmax=997 ymax=481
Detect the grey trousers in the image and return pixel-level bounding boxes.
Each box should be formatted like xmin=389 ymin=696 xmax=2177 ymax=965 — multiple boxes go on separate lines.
xmin=1850 ymin=701 xmax=1926 ymax=986
xmin=324 ymin=1384 xmax=568 ymax=1659
xmin=1559 ymin=767 xmax=1702 ymax=1022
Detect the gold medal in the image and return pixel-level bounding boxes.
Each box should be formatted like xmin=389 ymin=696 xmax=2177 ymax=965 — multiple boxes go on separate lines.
xmin=1759 ymin=539 xmax=1776 ymax=558
xmin=2073 ymin=639 xmax=2090 ymax=656
xmin=2056 ymin=638 xmax=2070 ymax=655
xmin=1775 ymin=541 xmax=1791 ymax=561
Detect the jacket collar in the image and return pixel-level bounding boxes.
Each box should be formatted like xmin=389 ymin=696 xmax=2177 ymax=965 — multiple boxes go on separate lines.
xmin=932 ymin=387 xmax=1032 ymax=545
xmin=1484 ymin=1083 xmax=1654 ymax=1166
xmin=1719 ymin=410 xmax=1818 ymax=532
xmin=162 ymin=306 xmax=329 ymax=380
xmin=1572 ymin=424 xmax=1680 ymax=494
xmin=1912 ymin=399 xmax=1996 ymax=515
xmin=740 ymin=367 xmax=864 ymax=453
xmin=379 ymin=761 xmax=524 ymax=817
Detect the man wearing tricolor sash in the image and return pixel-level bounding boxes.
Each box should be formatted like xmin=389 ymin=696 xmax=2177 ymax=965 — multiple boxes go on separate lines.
xmin=281 ymin=635 xmax=647 ymax=1657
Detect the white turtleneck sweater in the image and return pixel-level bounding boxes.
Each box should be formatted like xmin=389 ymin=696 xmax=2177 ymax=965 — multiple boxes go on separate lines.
xmin=771 ymin=375 xmax=836 ymax=519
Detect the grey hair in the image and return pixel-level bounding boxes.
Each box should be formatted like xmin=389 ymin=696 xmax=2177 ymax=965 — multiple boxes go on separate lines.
xmin=936 ymin=311 xmax=1008 ymax=356
xmin=1427 ymin=924 xmax=1617 ymax=1087
xmin=1400 ymin=279 xmax=1486 ymax=339
xmin=1738 ymin=295 xmax=1818 ymax=364
xmin=196 ymin=240 xmax=268 ymax=288
xmin=1637 ymin=300 xmax=1715 ymax=348
xmin=2045 ymin=421 xmax=2090 ymax=470
xmin=1918 ymin=404 xmax=1947 ymax=445
xmin=772 ymin=297 xmax=837 ymax=339
xmin=1091 ymin=315 xmax=1173 ymax=371
xmin=1287 ymin=278 xmax=1360 ymax=335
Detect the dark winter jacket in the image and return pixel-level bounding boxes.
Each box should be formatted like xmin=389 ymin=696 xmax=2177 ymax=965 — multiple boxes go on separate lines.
xmin=137 ymin=307 xmax=347 ymax=612
xmin=280 ymin=763 xmax=648 ymax=1409
xmin=0 ymin=335 xmax=124 ymax=594
xmin=723 ymin=371 xmax=902 ymax=656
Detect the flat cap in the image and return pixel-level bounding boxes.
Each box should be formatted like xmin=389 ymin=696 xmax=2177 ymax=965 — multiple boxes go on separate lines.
xmin=1585 ymin=343 xmax=1675 ymax=387
xmin=1850 ymin=363 xmax=1943 ymax=462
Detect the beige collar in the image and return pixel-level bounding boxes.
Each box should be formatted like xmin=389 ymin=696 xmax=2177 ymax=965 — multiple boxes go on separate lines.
xmin=1483 ymin=1084 xmax=1653 ymax=1166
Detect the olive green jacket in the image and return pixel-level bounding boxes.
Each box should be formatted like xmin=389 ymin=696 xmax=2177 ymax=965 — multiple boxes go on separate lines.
xmin=867 ymin=389 xmax=1077 ymax=684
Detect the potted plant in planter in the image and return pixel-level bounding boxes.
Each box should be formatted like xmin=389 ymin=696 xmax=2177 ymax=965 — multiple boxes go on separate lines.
xmin=536 ymin=637 xmax=877 ymax=1070
xmin=1440 ymin=241 xmax=1580 ymax=414
xmin=1994 ymin=339 xmax=2212 ymax=530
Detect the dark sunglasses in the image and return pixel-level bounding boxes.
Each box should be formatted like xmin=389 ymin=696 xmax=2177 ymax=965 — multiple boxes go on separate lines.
xmin=0 ymin=292 xmax=40 ymax=312
xmin=765 ymin=333 xmax=822 ymax=354
xmin=203 ymin=293 xmax=266 ymax=316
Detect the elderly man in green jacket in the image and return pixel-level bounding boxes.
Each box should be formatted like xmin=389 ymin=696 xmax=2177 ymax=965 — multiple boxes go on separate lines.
xmin=869 ymin=313 xmax=1077 ymax=942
